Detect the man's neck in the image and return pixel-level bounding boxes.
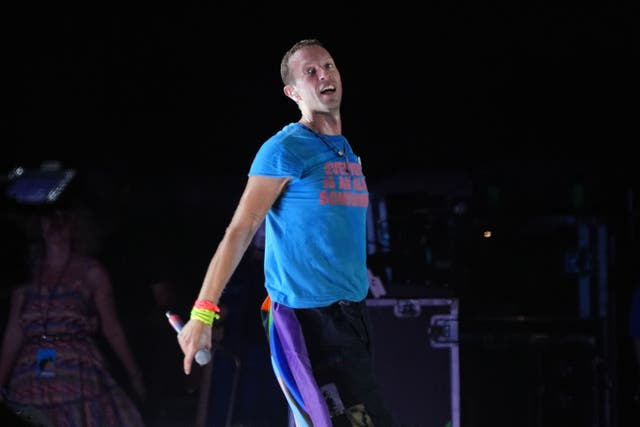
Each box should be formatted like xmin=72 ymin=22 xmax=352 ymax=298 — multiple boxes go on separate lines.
xmin=299 ymin=113 xmax=341 ymax=135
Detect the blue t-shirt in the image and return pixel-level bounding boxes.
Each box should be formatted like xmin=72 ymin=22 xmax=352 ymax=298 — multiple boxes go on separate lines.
xmin=248 ymin=122 xmax=370 ymax=308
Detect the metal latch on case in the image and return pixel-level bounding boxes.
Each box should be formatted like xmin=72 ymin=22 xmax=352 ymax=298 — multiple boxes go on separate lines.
xmin=393 ymin=299 xmax=422 ymax=318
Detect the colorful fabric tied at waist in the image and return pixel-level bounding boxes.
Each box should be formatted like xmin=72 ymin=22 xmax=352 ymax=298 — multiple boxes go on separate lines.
xmin=261 ymin=295 xmax=332 ymax=427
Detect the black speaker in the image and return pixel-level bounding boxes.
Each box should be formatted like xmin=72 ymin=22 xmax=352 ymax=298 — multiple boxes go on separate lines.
xmin=366 ymin=298 xmax=460 ymax=427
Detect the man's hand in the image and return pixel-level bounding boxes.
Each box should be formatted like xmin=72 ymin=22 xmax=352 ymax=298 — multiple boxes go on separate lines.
xmin=177 ymin=318 xmax=212 ymax=375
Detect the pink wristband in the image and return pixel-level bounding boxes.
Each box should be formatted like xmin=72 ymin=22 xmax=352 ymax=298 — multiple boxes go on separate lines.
xmin=194 ymin=299 xmax=221 ymax=313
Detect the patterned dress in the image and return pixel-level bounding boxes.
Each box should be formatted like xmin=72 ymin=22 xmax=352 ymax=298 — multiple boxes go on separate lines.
xmin=4 ymin=273 xmax=145 ymax=427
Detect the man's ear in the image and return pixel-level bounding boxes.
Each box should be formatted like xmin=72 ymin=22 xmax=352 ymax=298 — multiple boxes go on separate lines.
xmin=283 ymin=85 xmax=297 ymax=102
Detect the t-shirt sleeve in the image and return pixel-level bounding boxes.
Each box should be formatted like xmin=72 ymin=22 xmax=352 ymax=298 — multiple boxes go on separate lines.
xmin=248 ymin=138 xmax=302 ymax=178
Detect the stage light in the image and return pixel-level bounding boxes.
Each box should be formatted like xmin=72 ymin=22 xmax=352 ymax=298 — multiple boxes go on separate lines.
xmin=5 ymin=161 xmax=75 ymax=205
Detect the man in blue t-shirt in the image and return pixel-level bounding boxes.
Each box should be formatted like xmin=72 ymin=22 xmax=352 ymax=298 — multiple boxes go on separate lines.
xmin=177 ymin=39 xmax=394 ymax=426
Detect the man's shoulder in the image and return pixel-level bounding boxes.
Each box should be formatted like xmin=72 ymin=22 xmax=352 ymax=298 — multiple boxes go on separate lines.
xmin=267 ymin=122 xmax=303 ymax=143
xmin=260 ymin=123 xmax=306 ymax=152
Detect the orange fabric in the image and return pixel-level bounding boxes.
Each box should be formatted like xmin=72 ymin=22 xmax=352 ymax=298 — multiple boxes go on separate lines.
xmin=261 ymin=295 xmax=272 ymax=312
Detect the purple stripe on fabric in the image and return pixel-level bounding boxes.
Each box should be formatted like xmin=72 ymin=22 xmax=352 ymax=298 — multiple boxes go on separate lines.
xmin=269 ymin=312 xmax=306 ymax=410
xmin=272 ymin=302 xmax=332 ymax=425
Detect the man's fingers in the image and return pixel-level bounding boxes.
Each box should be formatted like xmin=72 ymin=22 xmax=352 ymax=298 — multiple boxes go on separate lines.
xmin=177 ymin=329 xmax=195 ymax=375
xmin=183 ymin=351 xmax=194 ymax=375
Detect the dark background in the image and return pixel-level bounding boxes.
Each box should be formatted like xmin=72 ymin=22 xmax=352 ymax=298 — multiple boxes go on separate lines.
xmin=1 ymin=2 xmax=636 ymax=175
xmin=1 ymin=1 xmax=639 ymax=426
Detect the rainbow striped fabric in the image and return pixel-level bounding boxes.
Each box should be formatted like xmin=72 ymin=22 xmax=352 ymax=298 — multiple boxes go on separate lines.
xmin=261 ymin=296 xmax=332 ymax=426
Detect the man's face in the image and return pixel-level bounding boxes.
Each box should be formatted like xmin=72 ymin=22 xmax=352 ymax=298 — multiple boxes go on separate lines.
xmin=288 ymin=45 xmax=342 ymax=114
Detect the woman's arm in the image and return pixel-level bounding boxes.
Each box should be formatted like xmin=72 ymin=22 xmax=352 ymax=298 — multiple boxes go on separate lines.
xmin=0 ymin=287 xmax=25 ymax=390
xmin=88 ymin=259 xmax=146 ymax=400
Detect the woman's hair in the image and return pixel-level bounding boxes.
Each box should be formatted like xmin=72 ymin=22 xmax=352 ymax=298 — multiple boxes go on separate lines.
xmin=25 ymin=203 xmax=101 ymax=263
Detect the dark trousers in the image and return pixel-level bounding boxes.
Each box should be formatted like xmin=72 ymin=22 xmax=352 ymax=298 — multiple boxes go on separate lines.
xmin=293 ymin=300 xmax=395 ymax=427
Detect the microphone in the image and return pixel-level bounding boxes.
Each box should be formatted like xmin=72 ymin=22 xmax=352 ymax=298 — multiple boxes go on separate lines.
xmin=165 ymin=311 xmax=212 ymax=366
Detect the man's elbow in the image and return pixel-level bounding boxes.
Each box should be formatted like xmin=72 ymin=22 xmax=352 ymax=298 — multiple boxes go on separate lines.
xmin=225 ymin=221 xmax=260 ymax=248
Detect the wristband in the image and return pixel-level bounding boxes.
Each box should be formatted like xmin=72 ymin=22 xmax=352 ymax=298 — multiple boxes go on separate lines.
xmin=190 ymin=306 xmax=221 ymax=326
xmin=194 ymin=299 xmax=221 ymax=313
